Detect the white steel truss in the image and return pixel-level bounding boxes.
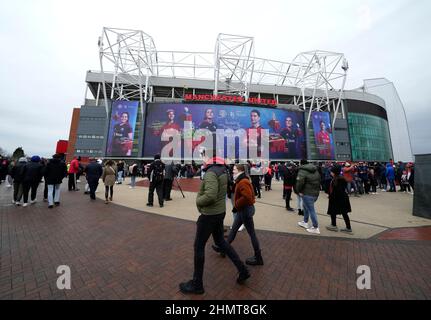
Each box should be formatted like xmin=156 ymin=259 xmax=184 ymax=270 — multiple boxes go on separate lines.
xmin=98 ymin=27 xmax=157 ymax=118
xmin=214 ymin=33 xmax=255 ymax=98
xmin=290 ymin=51 xmax=348 ymax=128
xmin=96 ymin=28 xmax=348 ymax=128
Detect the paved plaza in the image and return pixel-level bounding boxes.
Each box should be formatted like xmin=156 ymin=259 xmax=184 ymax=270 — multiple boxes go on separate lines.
xmin=0 ymin=178 xmax=430 ymax=300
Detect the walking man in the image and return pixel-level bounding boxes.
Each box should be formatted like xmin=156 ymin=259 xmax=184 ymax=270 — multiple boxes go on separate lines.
xmin=179 ymin=149 xmax=250 ymax=294
xmin=44 ymin=154 xmax=68 ymax=208
xmin=84 ymin=158 xmax=103 ymax=200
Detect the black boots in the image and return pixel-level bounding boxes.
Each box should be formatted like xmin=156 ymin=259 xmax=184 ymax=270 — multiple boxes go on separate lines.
xmin=237 ymin=268 xmax=251 ymax=284
xmin=179 ymin=280 xmax=204 ymax=294
xmin=298 ymin=209 xmax=304 ymax=216
xmin=246 ymin=251 xmax=264 ymax=266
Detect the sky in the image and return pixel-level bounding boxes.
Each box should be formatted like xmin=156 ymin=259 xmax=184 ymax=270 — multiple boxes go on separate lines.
xmin=0 ymin=0 xmax=430 ymax=158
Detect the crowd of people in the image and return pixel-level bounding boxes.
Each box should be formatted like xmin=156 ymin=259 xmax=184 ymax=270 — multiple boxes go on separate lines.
xmin=0 ymin=153 xmax=416 ymax=295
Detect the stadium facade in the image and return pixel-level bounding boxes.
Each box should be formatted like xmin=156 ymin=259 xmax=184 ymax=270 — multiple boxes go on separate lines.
xmin=70 ymin=28 xmax=412 ymax=163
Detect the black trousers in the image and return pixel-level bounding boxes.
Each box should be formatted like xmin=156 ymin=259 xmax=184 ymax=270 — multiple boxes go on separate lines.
xmin=44 ymin=182 xmax=48 ymax=200
xmin=105 ymin=185 xmax=113 ymax=199
xmin=330 ymin=213 xmax=351 ymax=230
xmin=252 ymin=179 xmax=261 ymax=198
xmin=13 ymin=182 xmax=23 ymax=202
xmin=193 ymin=213 xmax=247 ymax=287
xmin=285 ymin=188 xmax=292 ymax=208
xmin=22 ymin=182 xmax=39 ymax=203
xmin=400 ymin=183 xmax=411 ymax=192
xmin=364 ymin=181 xmax=370 ymax=194
xmin=148 ymin=180 xmax=164 ymax=205
xmin=68 ymin=173 xmax=76 ymax=191
xmin=163 ymin=179 xmax=173 ymax=200
xmin=226 ymin=206 xmax=261 ymax=256
xmin=88 ymin=180 xmax=98 ymax=200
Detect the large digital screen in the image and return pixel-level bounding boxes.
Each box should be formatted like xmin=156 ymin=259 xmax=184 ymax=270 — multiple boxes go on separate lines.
xmin=143 ymin=103 xmax=306 ymax=160
xmin=106 ymin=100 xmax=139 ymax=157
xmin=311 ymin=111 xmax=335 ymax=160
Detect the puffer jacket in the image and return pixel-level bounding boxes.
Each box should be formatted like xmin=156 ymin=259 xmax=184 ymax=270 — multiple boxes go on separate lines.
xmin=196 ymin=163 xmax=228 ymax=215
xmin=233 ymin=173 xmax=255 ymax=210
xmin=295 ymin=163 xmax=321 ymax=197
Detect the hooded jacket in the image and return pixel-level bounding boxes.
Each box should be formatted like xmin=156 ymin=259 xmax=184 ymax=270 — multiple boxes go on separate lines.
xmin=44 ymin=158 xmax=67 ymax=185
xmin=11 ymin=158 xmax=28 ymax=183
xmin=23 ymin=161 xmax=43 ymax=184
xmin=68 ymin=158 xmax=80 ymax=174
xmin=295 ymin=163 xmax=321 ymax=197
xmin=196 ymin=161 xmax=228 ymax=215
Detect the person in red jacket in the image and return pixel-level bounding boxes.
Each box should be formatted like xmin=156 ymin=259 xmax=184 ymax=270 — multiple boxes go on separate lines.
xmin=342 ymin=162 xmax=358 ymax=196
xmin=212 ymin=164 xmax=264 ymax=266
xmin=68 ymin=157 xmax=80 ymax=191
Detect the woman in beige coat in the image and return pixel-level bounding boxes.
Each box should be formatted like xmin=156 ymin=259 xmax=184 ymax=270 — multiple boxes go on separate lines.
xmin=102 ymin=160 xmax=117 ymax=204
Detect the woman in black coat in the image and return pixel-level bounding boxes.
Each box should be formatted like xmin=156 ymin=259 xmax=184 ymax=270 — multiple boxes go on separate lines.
xmin=326 ymin=165 xmax=353 ymax=233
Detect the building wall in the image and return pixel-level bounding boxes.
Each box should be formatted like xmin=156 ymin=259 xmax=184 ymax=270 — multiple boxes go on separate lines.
xmin=413 ymin=154 xmax=431 ymax=219
xmin=333 ymin=118 xmax=352 ymax=161
xmin=66 ymin=108 xmax=80 ymax=163
xmin=75 ymin=105 xmax=108 ymax=158
xmin=348 ymin=113 xmax=393 ymax=162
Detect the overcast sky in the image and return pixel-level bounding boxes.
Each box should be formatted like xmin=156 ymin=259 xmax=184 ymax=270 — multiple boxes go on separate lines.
xmin=0 ymin=0 xmax=430 ymax=158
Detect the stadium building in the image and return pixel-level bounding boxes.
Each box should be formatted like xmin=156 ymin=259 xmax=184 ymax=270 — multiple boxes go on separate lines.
xmin=68 ymin=27 xmax=413 ymax=163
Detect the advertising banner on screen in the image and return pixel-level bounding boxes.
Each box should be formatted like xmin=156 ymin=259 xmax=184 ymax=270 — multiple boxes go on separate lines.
xmin=311 ymin=112 xmax=335 ymax=160
xmin=106 ymin=101 xmax=139 ymax=157
xmin=143 ymin=103 xmax=306 ymax=161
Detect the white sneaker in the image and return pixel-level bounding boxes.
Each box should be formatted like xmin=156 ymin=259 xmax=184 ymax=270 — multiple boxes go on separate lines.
xmin=23 ymin=203 xmax=28 ymax=207
xmin=238 ymin=224 xmax=245 ymax=232
xmin=30 ymin=200 xmax=36 ymax=204
xmin=15 ymin=202 xmax=21 ymax=206
xmin=298 ymin=221 xmax=309 ymax=229
xmin=77 ymin=180 xmax=81 ymax=183
xmin=12 ymin=199 xmax=16 ymax=204
xmin=6 ymin=184 xmax=12 ymax=188
xmin=306 ymin=227 xmax=320 ymax=234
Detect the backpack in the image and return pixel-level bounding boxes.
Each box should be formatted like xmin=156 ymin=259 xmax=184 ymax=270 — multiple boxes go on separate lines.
xmin=151 ymin=161 xmax=164 ymax=182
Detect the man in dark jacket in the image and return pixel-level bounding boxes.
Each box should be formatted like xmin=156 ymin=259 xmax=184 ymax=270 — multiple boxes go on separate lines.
xmin=11 ymin=157 xmax=28 ymax=206
xmin=296 ymin=159 xmax=321 ymax=234
xmin=179 ymin=148 xmax=250 ymax=295
xmin=162 ymin=161 xmax=177 ymax=201
xmin=22 ymin=156 xmax=43 ymax=206
xmin=146 ymin=154 xmax=165 ymax=207
xmin=84 ymin=158 xmax=103 ymax=200
xmin=44 ymin=154 xmax=68 ymax=208
xmin=283 ymin=162 xmax=297 ymax=211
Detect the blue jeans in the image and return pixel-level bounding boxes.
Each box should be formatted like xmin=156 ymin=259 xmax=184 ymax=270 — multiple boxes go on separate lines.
xmin=302 ymin=195 xmax=319 ymax=228
xmin=388 ymin=178 xmax=396 ymax=191
xmin=130 ymin=176 xmax=136 ymax=187
xmin=48 ymin=184 xmax=61 ymax=205
xmin=117 ymin=171 xmax=124 ymax=183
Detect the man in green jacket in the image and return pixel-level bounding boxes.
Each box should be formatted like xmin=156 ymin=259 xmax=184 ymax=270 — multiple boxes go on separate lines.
xmin=296 ymin=159 xmax=321 ymax=234
xmin=179 ymin=149 xmax=250 ymax=294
